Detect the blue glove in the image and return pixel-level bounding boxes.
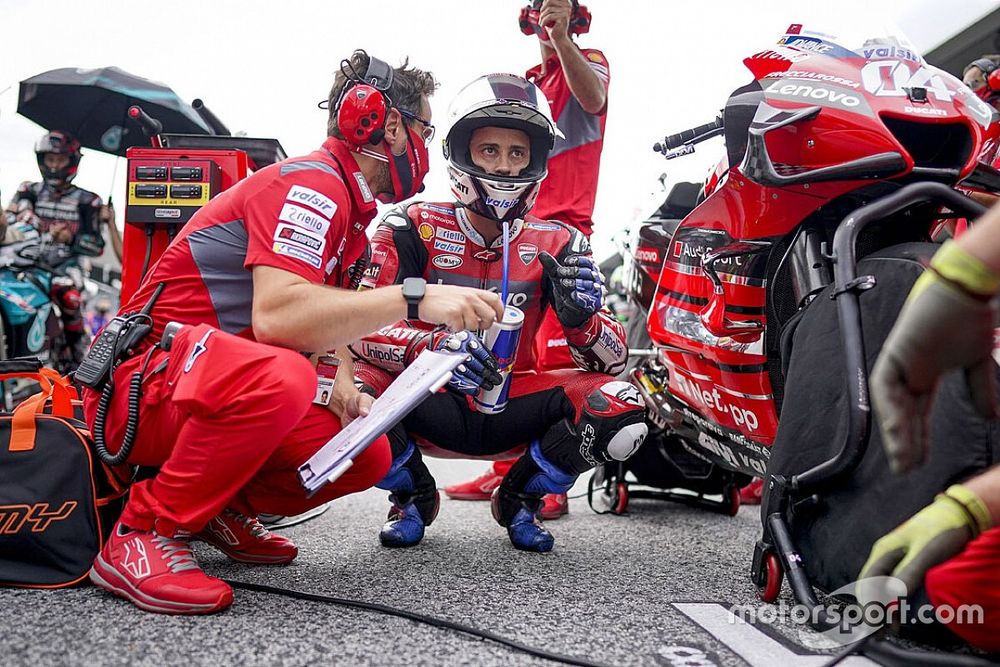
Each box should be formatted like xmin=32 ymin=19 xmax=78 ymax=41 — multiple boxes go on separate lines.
xmin=539 ymin=252 xmax=604 ymax=328
xmin=428 ymin=330 xmax=502 ymax=395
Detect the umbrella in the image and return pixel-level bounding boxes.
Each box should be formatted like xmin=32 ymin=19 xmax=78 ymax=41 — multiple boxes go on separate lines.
xmin=17 ymin=66 xmax=213 ymax=156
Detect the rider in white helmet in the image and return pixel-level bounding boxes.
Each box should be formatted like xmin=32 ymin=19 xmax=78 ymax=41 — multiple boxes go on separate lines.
xmin=351 ymin=73 xmax=644 ymax=553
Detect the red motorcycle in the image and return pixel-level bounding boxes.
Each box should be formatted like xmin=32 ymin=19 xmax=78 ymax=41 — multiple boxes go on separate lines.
xmin=595 ymin=23 xmax=1000 ymax=618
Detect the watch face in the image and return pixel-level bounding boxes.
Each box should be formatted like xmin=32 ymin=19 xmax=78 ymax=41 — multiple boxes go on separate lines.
xmin=403 ymin=278 xmax=425 ymax=299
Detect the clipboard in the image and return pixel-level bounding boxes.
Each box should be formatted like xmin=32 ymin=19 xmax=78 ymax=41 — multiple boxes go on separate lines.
xmin=297 ymin=349 xmax=464 ymax=496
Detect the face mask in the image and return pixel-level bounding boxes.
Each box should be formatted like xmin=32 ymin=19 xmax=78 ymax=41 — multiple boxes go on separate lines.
xmin=381 ymin=124 xmax=429 ymax=203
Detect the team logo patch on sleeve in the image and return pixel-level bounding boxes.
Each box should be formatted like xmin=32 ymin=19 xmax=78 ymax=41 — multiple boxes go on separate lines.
xmin=418 ymin=223 xmax=435 ymax=241
xmin=273 ymin=241 xmax=323 ymax=269
xmin=279 ymin=202 xmax=331 ymax=235
xmin=587 ymin=52 xmax=605 ymax=63
xmin=285 ymin=185 xmax=337 ymax=219
xmin=274 ymin=223 xmax=326 ymax=254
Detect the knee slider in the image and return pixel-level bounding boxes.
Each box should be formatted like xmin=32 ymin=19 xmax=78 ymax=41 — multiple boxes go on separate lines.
xmin=579 ymin=381 xmax=648 ymax=465
xmin=377 ymin=439 xmax=417 ymax=492
xmin=525 ymin=440 xmax=577 ymax=496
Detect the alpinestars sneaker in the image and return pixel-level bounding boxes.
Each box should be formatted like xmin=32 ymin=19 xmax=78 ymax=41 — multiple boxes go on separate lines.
xmin=444 ymin=469 xmax=504 ymax=500
xmin=196 ymin=510 xmax=298 ymax=564
xmin=90 ymin=521 xmax=233 ymax=615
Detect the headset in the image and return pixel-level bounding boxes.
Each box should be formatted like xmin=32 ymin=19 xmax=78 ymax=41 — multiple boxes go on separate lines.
xmin=518 ymin=1 xmax=591 ymax=38
xmin=964 ymin=57 xmax=1000 ymax=102
xmin=333 ymin=52 xmax=396 ymax=146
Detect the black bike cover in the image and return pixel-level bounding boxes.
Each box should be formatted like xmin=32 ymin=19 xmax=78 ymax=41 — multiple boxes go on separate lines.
xmin=767 ymin=242 xmax=1000 ymax=593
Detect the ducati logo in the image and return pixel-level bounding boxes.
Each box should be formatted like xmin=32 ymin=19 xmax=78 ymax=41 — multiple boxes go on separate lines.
xmin=518 ymin=243 xmax=538 ymax=265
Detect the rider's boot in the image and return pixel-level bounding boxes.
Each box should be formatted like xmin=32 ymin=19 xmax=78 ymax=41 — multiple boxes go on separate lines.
xmin=491 ymin=440 xmax=577 ymax=553
xmin=376 ymin=439 xmax=439 ymax=548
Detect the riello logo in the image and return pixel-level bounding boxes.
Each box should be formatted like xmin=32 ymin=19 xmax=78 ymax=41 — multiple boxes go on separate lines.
xmin=0 ymin=501 xmax=77 ymax=534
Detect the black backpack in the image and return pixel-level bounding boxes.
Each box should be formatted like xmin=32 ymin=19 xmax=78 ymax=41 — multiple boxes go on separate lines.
xmin=0 ymin=359 xmax=129 ymax=588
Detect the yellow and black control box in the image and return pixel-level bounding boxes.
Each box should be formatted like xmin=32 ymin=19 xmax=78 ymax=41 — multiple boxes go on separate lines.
xmin=125 ymin=158 xmax=221 ymax=225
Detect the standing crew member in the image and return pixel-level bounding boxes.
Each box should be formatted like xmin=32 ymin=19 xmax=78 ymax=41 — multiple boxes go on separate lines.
xmin=352 ymin=74 xmax=646 ymax=553
xmin=83 ymin=50 xmax=503 ymax=615
xmin=446 ymin=0 xmax=611 ymax=519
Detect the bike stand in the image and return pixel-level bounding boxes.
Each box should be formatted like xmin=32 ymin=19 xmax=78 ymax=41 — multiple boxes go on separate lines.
xmin=588 ymin=464 xmax=741 ymax=517
xmin=750 ymin=182 xmax=988 ymax=631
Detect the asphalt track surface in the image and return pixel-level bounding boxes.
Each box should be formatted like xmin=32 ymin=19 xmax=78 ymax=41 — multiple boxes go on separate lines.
xmin=0 ymin=458 xmax=963 ymax=666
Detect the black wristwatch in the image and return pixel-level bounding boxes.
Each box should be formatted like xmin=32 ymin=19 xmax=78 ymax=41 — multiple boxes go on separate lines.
xmin=402 ymin=277 xmax=427 ymax=320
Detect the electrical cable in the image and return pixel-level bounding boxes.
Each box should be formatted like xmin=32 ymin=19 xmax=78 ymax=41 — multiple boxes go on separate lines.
xmin=225 ymin=579 xmax=615 ymax=667
xmin=92 ymin=315 xmax=153 ymax=466
xmin=139 ymin=224 xmax=155 ymax=280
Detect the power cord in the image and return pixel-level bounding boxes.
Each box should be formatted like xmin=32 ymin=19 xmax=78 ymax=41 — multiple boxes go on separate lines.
xmin=225 ymin=579 xmax=615 ymax=667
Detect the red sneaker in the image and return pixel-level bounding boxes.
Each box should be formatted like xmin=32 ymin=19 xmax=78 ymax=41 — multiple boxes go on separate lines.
xmin=740 ymin=478 xmax=764 ymax=506
xmin=539 ymin=492 xmax=569 ymax=520
xmin=90 ymin=521 xmax=233 ymax=615
xmin=444 ymin=469 xmax=504 ymax=501
xmin=196 ymin=510 xmax=298 ymax=565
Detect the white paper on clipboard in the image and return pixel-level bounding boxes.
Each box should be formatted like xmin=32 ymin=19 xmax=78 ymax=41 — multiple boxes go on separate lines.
xmin=297 ymin=349 xmax=465 ymax=495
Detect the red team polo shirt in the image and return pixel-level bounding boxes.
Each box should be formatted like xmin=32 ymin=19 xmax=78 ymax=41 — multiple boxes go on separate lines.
xmin=526 ymin=48 xmax=610 ymax=238
xmin=121 ymin=137 xmax=378 ymax=345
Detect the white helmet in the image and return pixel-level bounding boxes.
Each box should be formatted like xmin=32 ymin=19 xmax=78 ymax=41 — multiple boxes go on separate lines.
xmin=443 ymin=73 xmax=558 ymax=223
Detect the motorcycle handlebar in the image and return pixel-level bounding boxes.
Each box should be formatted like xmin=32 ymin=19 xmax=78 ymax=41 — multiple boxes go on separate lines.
xmin=192 ymin=98 xmax=231 ymax=136
xmin=128 ymin=105 xmax=163 ymax=137
xmin=654 ymin=116 xmax=724 ymax=153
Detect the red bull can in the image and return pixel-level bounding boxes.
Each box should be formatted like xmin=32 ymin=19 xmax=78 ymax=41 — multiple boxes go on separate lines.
xmin=473 ymin=305 xmax=524 ymax=414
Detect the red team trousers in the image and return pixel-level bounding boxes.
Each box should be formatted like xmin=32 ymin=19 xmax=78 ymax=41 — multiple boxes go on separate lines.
xmin=925 ymin=526 xmax=1000 ymax=652
xmin=83 ymin=324 xmax=391 ymax=536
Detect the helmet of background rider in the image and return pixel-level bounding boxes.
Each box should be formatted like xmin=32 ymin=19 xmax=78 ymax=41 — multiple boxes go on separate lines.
xmin=963 ymin=56 xmax=1000 ymax=109
xmin=443 ymin=74 xmax=559 ymax=223
xmin=35 ymin=131 xmax=82 ymax=186
xmin=518 ymin=0 xmax=592 ymax=43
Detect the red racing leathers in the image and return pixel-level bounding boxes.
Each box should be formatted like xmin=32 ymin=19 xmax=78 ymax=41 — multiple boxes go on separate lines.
xmin=354 ymin=202 xmax=626 ymax=375
xmin=81 ymin=137 xmax=390 ymax=537
xmin=351 ymin=202 xmax=646 ymax=528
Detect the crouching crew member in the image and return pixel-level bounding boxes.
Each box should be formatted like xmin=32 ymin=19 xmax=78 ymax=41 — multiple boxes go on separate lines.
xmin=81 ymin=51 xmax=502 ymax=615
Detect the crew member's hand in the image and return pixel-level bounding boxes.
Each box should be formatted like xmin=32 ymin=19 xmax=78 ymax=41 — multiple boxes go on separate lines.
xmin=325 ymin=356 xmax=373 ymax=426
xmin=334 ymin=389 xmax=374 ymax=426
xmin=857 ymin=484 xmax=991 ymax=606
xmin=48 ymin=221 xmax=73 ymax=244
xmin=539 ymin=251 xmax=603 ymax=328
xmin=539 ymin=0 xmax=572 ymax=44
xmin=99 ymin=204 xmax=115 ymax=226
xmin=420 ymin=284 xmax=503 ymax=332
xmin=870 ymin=241 xmax=999 ymax=475
xmin=426 ymin=330 xmax=502 ymax=395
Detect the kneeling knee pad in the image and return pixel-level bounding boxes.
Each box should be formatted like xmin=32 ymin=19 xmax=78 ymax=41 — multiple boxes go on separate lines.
xmin=541 ymin=381 xmax=648 ymax=474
